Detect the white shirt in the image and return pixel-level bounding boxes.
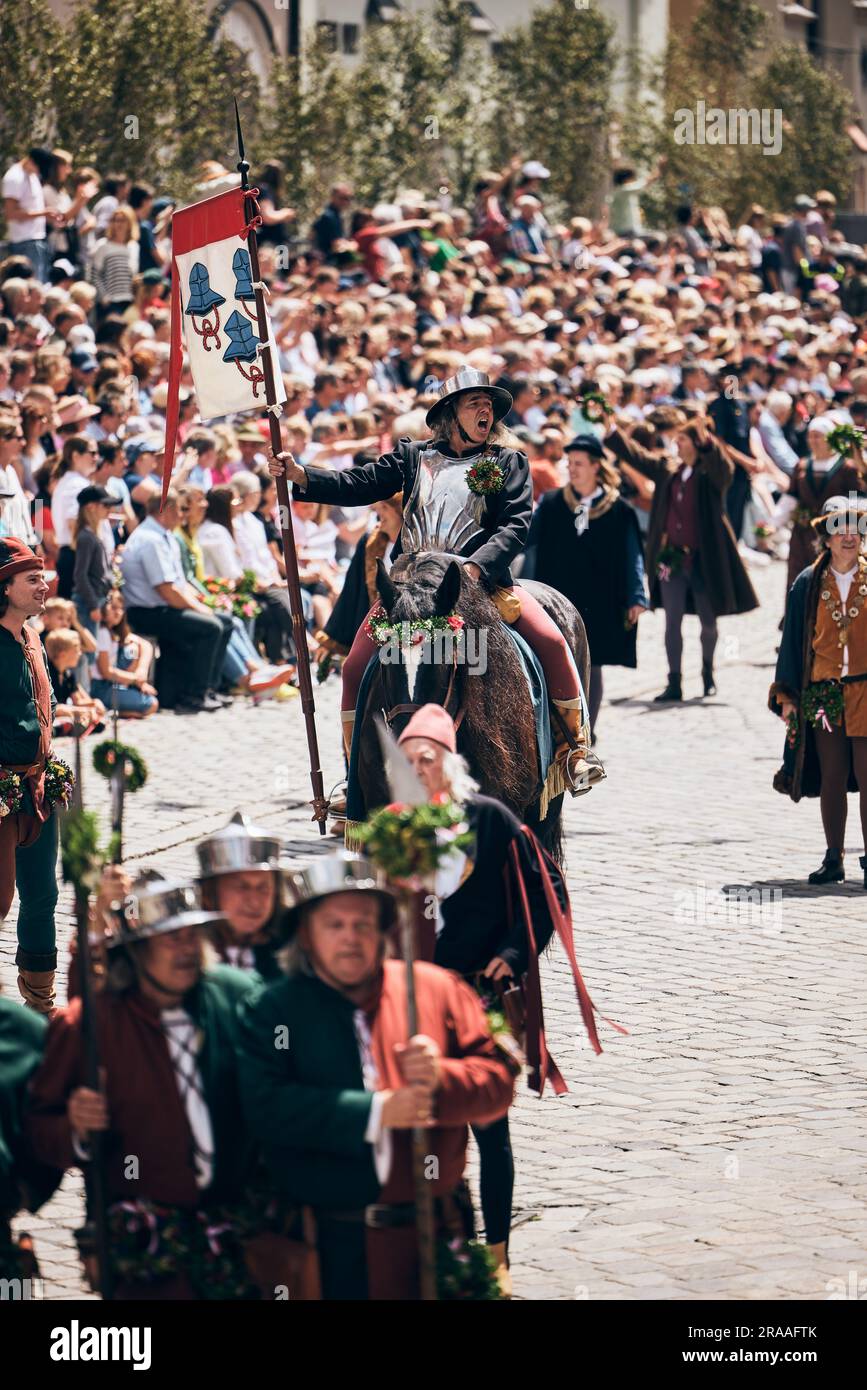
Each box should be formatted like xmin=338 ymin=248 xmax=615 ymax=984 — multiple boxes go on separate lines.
xmin=831 ymin=566 xmax=857 ymax=677
xmin=161 ymin=1007 xmax=214 ymax=1190
xmin=292 ymin=513 xmax=337 ymax=565
xmin=2 ymin=161 xmax=45 ymax=242
xmin=52 ymin=469 xmax=90 ymax=547
xmin=197 ymin=519 xmax=243 ymax=580
xmin=234 ymin=509 xmax=280 ymax=585
xmin=0 ymin=463 xmax=36 ymax=543
xmin=353 ymin=1009 xmax=392 ymax=1184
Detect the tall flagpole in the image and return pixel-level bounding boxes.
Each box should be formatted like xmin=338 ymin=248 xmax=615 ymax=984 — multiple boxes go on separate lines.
xmin=234 ymin=100 xmax=328 ymax=834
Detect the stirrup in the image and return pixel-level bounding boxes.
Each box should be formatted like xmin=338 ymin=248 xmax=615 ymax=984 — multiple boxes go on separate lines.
xmin=564 ymin=749 xmax=606 ymax=796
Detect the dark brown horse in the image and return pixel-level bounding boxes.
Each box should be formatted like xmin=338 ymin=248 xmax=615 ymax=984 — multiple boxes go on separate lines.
xmin=353 ymin=552 xmax=590 ymax=860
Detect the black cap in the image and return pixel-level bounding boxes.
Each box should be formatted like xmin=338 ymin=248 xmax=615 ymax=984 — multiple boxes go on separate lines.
xmin=77 ymin=485 xmax=114 ymax=508
xmin=565 ymin=433 xmax=605 ymax=458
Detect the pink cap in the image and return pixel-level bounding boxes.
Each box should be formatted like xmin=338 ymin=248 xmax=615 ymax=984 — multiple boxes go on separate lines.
xmin=397 ymin=703 xmax=457 ymax=753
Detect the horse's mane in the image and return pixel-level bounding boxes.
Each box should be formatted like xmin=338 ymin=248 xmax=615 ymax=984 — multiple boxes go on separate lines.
xmin=385 ymin=551 xmax=539 ymax=811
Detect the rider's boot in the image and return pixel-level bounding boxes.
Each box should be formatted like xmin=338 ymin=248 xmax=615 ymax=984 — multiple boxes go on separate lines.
xmin=329 ymin=712 xmax=355 ymax=819
xmin=552 ymin=696 xmax=606 ymax=797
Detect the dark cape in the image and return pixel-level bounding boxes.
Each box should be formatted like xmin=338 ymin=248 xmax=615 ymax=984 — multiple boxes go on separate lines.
xmin=769 ymin=553 xmax=858 ymax=802
xmin=523 ymin=487 xmax=642 ymax=668
xmin=435 ymin=794 xmax=558 ymax=978
xmin=296 ymin=437 xmax=533 ymax=587
xmin=607 ymin=427 xmax=759 ymax=617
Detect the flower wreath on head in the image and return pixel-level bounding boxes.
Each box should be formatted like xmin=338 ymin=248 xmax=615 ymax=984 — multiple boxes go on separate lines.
xmin=365 ymin=605 xmax=465 ymax=648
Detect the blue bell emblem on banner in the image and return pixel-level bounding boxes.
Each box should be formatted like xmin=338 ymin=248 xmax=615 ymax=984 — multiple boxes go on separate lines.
xmin=223 ymin=309 xmax=265 ymax=400
xmin=232 ymin=248 xmax=255 ymax=301
xmin=185 ymin=263 xmax=225 ymax=316
xmin=185 ymin=262 xmax=225 ymax=351
xmin=222 ymin=310 xmax=260 ymax=362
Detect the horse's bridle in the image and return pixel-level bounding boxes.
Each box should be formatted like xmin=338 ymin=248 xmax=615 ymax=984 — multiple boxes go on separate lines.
xmin=382 ymin=644 xmax=468 ymax=733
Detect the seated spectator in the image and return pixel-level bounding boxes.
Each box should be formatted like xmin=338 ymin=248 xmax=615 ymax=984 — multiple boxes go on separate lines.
xmin=91 ymin=588 xmax=158 ymax=717
xmin=292 ymin=499 xmax=341 ymax=634
xmin=231 ymin=470 xmax=299 ymax=665
xmin=194 ymin=484 xmax=242 ymax=577
xmin=176 ymin=483 xmax=296 ymax=700
xmin=44 ymin=627 xmax=105 ymax=734
xmin=119 ymin=490 xmax=232 ymax=714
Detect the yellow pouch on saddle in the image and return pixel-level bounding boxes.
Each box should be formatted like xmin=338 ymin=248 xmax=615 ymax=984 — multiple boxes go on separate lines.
xmin=492 ymin=586 xmax=522 ymax=624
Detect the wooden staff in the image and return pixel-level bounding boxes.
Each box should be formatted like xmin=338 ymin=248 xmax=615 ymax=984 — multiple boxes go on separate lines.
xmin=400 ymin=884 xmax=438 ymax=1302
xmin=69 ymin=731 xmax=113 ymax=1298
xmin=234 ymin=99 xmax=328 ymax=834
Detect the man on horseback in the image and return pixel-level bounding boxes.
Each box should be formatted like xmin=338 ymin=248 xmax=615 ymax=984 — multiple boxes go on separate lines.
xmin=268 ymin=366 xmax=603 ymax=798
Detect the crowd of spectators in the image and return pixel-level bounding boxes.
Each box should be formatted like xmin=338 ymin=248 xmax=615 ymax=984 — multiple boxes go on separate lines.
xmin=3 ymin=142 xmax=867 ymax=720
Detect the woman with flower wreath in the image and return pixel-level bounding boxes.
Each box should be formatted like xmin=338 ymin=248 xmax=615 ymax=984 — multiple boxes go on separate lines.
xmin=269 ymin=367 xmax=595 ymax=794
xmin=770 ymin=496 xmax=867 ymax=887
xmin=0 ymin=539 xmax=72 ymax=1016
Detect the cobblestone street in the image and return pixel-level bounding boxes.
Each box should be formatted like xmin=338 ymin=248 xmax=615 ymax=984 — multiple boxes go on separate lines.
xmin=5 ymin=556 xmax=866 ymax=1301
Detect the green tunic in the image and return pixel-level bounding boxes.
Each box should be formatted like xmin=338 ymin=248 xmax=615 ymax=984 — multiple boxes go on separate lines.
xmin=237 ymin=971 xmax=379 ymax=1211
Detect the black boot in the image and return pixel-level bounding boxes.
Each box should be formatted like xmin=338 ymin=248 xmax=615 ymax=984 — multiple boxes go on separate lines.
xmin=702 ymin=662 xmax=716 ymax=697
xmin=808 ymin=850 xmax=845 ymax=885
xmin=654 ymin=672 xmax=682 ymax=703
xmin=860 ymin=856 xmax=867 ymax=890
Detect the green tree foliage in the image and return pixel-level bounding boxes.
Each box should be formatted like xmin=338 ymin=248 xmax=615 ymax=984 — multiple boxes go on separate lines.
xmin=0 ymin=0 xmax=61 ymax=169
xmin=487 ymin=0 xmax=616 ymax=214
xmin=625 ymin=0 xmax=854 ymax=223
xmin=51 ymin=0 xmax=260 ymax=198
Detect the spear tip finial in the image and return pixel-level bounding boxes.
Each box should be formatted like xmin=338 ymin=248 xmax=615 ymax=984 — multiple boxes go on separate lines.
xmin=233 ymin=95 xmax=250 ymax=190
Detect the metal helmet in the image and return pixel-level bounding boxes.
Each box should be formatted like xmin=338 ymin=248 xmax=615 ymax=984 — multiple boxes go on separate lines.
xmin=105 ymin=870 xmax=225 ymax=951
xmin=424 ymin=366 xmax=513 ymax=429
xmin=195 ymin=811 xmax=282 ymax=880
xmin=281 ymin=851 xmax=397 ymax=939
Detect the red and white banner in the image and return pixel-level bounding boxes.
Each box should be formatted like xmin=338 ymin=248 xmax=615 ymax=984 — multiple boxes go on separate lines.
xmin=162 ymin=186 xmax=284 ymax=501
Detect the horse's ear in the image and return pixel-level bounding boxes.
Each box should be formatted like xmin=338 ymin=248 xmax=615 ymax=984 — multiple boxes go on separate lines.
xmin=433 ymin=560 xmax=463 ymax=616
xmin=376 ymin=559 xmax=397 ymax=612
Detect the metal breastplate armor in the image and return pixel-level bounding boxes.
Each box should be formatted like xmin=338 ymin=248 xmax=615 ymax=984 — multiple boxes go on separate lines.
xmin=399 ymin=446 xmax=487 ymax=558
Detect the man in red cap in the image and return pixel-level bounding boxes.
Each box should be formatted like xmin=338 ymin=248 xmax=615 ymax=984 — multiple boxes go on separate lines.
xmin=0 ymin=538 xmax=62 ymax=1013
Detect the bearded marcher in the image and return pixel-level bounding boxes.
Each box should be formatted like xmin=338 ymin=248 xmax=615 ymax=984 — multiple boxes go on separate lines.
xmin=26 ymin=868 xmax=263 ymax=1299
xmin=770 ymin=497 xmax=867 ymax=887
xmin=236 ymin=849 xmax=516 ymax=1301
xmin=607 ymin=417 xmax=759 ymax=702
xmin=0 ymin=539 xmax=65 ymax=1015
xmin=270 ymin=368 xmax=598 ymax=796
xmin=396 ymin=703 xmax=612 ymax=1296
xmin=783 ymin=417 xmax=867 ymax=594
xmin=196 ymin=812 xmax=284 ymax=981
xmin=524 ymin=434 xmax=648 ymax=737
